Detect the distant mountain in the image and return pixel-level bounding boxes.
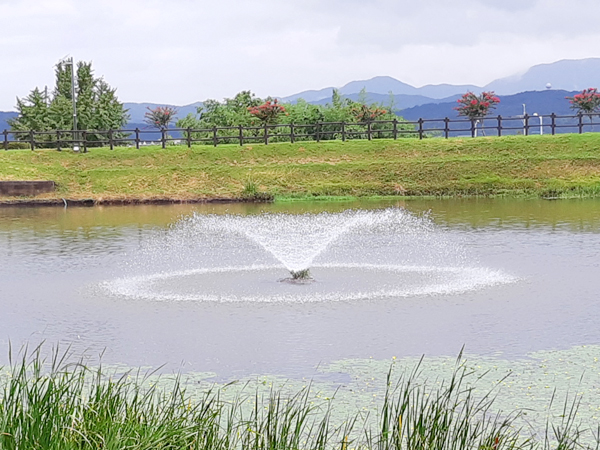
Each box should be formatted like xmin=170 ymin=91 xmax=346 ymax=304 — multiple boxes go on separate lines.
xmin=310 ymin=92 xmax=460 ymax=111
xmin=281 ymin=76 xmax=477 ymax=103
xmin=281 ymin=87 xmax=336 ymax=103
xmin=338 ymin=76 xmax=479 ymax=99
xmin=281 ymin=58 xmax=600 ymax=104
xmin=484 ymin=58 xmax=600 ymax=95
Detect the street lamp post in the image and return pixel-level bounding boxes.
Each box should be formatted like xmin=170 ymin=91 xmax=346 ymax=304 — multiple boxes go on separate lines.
xmin=59 ymin=56 xmax=79 ymax=151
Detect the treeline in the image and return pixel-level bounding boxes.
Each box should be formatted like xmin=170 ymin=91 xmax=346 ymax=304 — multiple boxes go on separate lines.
xmin=8 ymin=59 xmax=416 ymax=146
xmin=173 ymin=90 xmax=415 ymax=143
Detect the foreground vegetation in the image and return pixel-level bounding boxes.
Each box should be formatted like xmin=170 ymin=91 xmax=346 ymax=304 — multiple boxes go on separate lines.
xmin=1 ymin=134 xmax=600 ymax=202
xmin=0 ymin=347 xmax=597 ymax=450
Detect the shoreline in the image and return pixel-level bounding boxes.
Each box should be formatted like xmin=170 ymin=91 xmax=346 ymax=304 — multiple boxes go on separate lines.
xmin=0 ymin=196 xmax=268 ymax=207
xmin=0 ymin=191 xmax=590 ymax=207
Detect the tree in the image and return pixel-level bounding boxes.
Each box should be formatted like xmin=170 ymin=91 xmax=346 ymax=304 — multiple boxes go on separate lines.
xmin=144 ymin=106 xmax=178 ymax=129
xmin=350 ymin=104 xmax=388 ymax=122
xmin=9 ymin=59 xmax=129 ymax=144
xmin=176 ymin=89 xmax=415 ymax=145
xmin=247 ymin=99 xmax=286 ymax=124
xmin=175 ymin=91 xmax=264 ymax=144
xmin=454 ymin=91 xmax=500 ymax=136
xmin=566 ymin=88 xmax=600 ymax=115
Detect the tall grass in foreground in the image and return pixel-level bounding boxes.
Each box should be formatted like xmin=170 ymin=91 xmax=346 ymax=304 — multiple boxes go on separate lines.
xmin=0 ymin=346 xmax=597 ymax=450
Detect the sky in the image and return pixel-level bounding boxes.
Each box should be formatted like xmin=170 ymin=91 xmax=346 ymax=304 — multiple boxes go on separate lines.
xmin=1 ymin=0 xmax=600 ymax=111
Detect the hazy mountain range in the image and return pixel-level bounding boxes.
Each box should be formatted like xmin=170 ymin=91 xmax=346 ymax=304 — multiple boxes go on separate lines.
xmin=1 ymin=58 xmax=598 ymax=131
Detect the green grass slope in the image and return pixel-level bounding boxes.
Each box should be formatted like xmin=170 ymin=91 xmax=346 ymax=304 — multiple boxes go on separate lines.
xmin=1 ymin=134 xmax=600 ymax=202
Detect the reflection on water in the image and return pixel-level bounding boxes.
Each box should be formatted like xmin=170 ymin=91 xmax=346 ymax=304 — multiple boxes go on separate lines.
xmin=0 ymin=198 xmax=599 ymax=379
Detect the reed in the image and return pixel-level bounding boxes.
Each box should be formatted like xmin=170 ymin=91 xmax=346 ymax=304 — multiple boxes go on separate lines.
xmin=0 ymin=345 xmax=597 ymax=450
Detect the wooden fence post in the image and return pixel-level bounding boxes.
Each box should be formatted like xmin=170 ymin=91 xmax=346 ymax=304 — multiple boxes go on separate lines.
xmin=578 ymin=112 xmax=583 ymax=134
xmin=444 ymin=117 xmax=449 ymax=139
xmin=497 ymin=115 xmax=502 ymax=137
xmin=56 ymin=130 xmax=61 ymax=152
xmin=393 ymin=119 xmax=398 ymax=140
xmin=316 ymin=122 xmax=321 ymax=142
xmin=367 ymin=121 xmax=372 ymax=141
xmin=109 ymin=129 xmax=114 ymax=150
xmin=135 ymin=128 xmax=140 ymax=149
xmin=3 ymin=130 xmax=7 ymax=151
xmin=212 ymin=126 xmax=218 ymax=147
xmin=82 ymin=131 xmax=87 ymax=153
xmin=186 ymin=128 xmax=192 ymax=148
xmin=551 ymin=113 xmax=556 ymax=135
xmin=264 ymin=123 xmax=268 ymax=145
xmin=524 ymin=114 xmax=529 ymax=136
xmin=290 ymin=123 xmax=295 ymax=144
xmin=418 ymin=118 xmax=424 ymax=140
xmin=238 ymin=125 xmax=243 ymax=146
xmin=29 ymin=130 xmax=35 ymax=150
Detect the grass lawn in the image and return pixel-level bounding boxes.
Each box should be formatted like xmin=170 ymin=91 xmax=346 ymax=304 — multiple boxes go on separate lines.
xmin=1 ymin=134 xmax=600 ymax=202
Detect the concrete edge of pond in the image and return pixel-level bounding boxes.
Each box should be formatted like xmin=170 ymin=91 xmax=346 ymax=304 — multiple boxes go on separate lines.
xmin=0 ymin=180 xmax=55 ymax=196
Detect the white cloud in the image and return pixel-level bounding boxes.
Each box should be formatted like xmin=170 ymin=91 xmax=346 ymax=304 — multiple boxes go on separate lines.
xmin=1 ymin=0 xmax=600 ymax=110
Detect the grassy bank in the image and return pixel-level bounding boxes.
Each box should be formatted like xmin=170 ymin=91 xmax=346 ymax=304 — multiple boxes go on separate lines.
xmin=1 ymin=134 xmax=600 ymax=202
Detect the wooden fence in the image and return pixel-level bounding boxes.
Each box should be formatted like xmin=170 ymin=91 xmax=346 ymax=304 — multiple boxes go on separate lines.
xmin=2 ymin=111 xmax=599 ymax=152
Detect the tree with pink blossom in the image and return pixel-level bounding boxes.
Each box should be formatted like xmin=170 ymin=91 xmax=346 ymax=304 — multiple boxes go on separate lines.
xmin=566 ymin=88 xmax=600 ymax=116
xmin=454 ymin=91 xmax=500 ymax=136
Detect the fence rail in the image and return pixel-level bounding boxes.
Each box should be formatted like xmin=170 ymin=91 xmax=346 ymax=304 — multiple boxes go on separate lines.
xmin=3 ymin=112 xmax=599 ymax=151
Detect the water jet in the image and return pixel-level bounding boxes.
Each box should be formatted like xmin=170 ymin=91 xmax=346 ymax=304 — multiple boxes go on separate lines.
xmin=105 ymin=208 xmax=516 ymax=302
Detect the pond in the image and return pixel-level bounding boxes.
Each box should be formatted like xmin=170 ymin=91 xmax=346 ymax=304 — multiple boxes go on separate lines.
xmin=1 ymin=198 xmax=599 ymax=382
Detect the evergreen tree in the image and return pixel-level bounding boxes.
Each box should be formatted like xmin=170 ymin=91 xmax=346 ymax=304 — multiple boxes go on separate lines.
xmin=9 ymin=60 xmax=129 ymax=144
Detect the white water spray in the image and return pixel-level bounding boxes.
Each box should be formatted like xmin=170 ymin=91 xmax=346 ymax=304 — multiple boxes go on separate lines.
xmin=103 ymin=208 xmax=517 ymax=302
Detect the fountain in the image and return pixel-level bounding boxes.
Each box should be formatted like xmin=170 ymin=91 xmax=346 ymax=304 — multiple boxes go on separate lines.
xmin=104 ymin=208 xmax=515 ymax=302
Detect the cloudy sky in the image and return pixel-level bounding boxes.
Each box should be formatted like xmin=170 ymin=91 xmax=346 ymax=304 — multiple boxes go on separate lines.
xmin=1 ymin=0 xmax=599 ymax=110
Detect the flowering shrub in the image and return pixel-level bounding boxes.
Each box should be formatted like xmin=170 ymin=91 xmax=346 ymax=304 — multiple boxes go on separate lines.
xmin=247 ymin=99 xmax=286 ymax=124
xmin=566 ymin=88 xmax=600 ymax=114
xmin=144 ymin=106 xmax=178 ymax=129
xmin=454 ymin=92 xmax=500 ymax=120
xmin=350 ymin=104 xmax=388 ymax=122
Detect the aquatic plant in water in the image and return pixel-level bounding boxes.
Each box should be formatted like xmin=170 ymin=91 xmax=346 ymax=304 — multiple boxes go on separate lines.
xmin=0 ymin=345 xmax=599 ymax=450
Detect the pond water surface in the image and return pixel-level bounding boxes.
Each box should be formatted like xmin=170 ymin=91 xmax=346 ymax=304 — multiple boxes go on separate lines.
xmin=1 ymin=198 xmax=599 ymax=381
